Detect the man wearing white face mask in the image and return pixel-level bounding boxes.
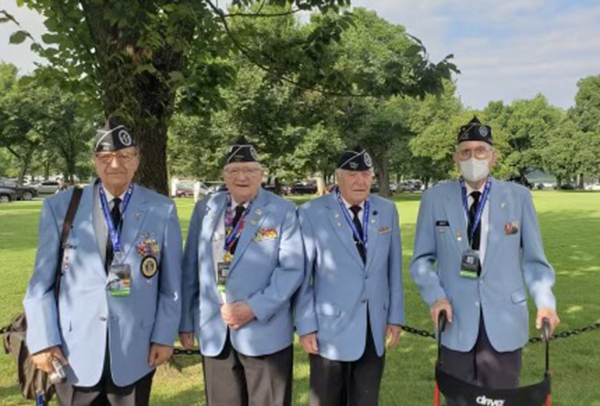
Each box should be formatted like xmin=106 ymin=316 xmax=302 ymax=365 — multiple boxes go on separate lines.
xmin=410 ymin=117 xmax=559 ymax=401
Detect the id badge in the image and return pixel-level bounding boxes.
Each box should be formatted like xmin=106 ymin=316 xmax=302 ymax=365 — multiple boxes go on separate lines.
xmin=460 ymin=250 xmax=480 ymax=279
xmin=217 ymin=262 xmax=229 ymax=290
xmin=107 ymin=263 xmax=132 ymax=296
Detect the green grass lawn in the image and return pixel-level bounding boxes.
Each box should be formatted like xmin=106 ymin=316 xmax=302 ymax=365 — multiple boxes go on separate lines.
xmin=1 ymin=191 xmax=600 ymax=405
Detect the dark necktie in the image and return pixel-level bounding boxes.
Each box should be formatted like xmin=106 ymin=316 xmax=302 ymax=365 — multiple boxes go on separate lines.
xmin=350 ymin=205 xmax=366 ymax=264
xmin=229 ymin=204 xmax=246 ymax=255
xmin=468 ymin=191 xmax=482 ymax=251
xmin=105 ymin=197 xmax=122 ymax=270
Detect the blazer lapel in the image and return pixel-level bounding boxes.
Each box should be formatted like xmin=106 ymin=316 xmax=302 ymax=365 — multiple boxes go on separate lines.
xmin=120 ymin=184 xmax=149 ymax=260
xmin=365 ymin=197 xmax=380 ymax=272
xmin=325 ymin=193 xmax=365 ymax=270
xmin=444 ymin=181 xmax=469 ymax=253
xmin=230 ymin=189 xmax=269 ymax=272
xmin=80 ymin=183 xmax=107 ymax=281
xmin=482 ymin=178 xmax=509 ymax=274
xmin=202 ymin=193 xmax=228 ymax=270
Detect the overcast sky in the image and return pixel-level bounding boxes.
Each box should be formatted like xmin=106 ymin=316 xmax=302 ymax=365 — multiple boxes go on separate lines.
xmin=1 ymin=0 xmax=599 ymax=109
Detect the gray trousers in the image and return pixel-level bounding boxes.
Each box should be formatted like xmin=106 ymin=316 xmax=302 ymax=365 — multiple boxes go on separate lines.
xmin=202 ymin=337 xmax=293 ymax=406
xmin=441 ymin=316 xmax=522 ymax=406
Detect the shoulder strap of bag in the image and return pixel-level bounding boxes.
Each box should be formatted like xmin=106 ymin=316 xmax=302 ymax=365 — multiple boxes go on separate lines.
xmin=54 ymin=187 xmax=83 ymax=302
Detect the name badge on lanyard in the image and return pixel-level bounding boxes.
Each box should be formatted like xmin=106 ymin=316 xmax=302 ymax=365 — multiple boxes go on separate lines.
xmin=459 ymin=176 xmax=491 ymax=279
xmin=100 ymin=183 xmax=134 ymax=296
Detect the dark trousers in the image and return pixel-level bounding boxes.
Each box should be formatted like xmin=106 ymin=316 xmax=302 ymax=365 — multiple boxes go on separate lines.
xmin=55 ymin=342 xmax=155 ymax=406
xmin=441 ymin=315 xmax=522 ymax=406
xmin=203 ymin=337 xmax=293 ymax=406
xmin=309 ymin=323 xmax=385 ymax=406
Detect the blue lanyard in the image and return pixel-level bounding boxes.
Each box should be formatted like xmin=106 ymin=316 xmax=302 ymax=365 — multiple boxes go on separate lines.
xmin=460 ymin=176 xmax=492 ymax=246
xmin=99 ymin=182 xmax=134 ymax=256
xmin=336 ymin=190 xmax=370 ymax=248
xmin=223 ymin=194 xmax=254 ymax=251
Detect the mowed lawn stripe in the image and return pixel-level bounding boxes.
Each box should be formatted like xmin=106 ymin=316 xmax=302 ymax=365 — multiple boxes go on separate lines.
xmin=1 ymin=191 xmax=599 ymax=405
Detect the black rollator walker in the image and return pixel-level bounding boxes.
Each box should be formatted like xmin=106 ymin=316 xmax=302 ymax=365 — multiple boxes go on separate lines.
xmin=434 ymin=310 xmax=552 ymax=406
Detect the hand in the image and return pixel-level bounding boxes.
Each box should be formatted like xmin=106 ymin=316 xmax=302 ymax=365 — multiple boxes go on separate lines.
xmin=386 ymin=324 xmax=402 ymax=350
xmin=430 ymin=298 xmax=453 ymax=329
xmin=536 ymin=308 xmax=560 ymax=336
xmin=221 ymin=302 xmax=256 ymax=330
xmin=299 ymin=333 xmax=319 ymax=355
xmin=31 ymin=346 xmax=67 ymax=374
xmin=179 ymin=332 xmax=195 ymax=350
xmin=148 ymin=344 xmax=173 ymax=367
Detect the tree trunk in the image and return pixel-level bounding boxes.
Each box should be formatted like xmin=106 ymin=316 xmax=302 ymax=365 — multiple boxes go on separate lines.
xmin=577 ymin=173 xmax=584 ymax=189
xmin=274 ymin=178 xmax=282 ymax=195
xmin=316 ymin=173 xmax=328 ymax=196
xmin=18 ymin=144 xmax=36 ymax=184
xmin=377 ymin=152 xmax=391 ymax=198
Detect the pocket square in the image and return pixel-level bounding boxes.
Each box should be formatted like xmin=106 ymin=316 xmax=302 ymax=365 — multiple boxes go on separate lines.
xmin=379 ymin=226 xmax=391 ymax=234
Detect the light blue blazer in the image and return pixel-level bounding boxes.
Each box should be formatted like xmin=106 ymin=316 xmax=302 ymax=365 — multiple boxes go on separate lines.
xmin=410 ymin=178 xmax=556 ymax=352
xmin=23 ymin=183 xmax=183 ymax=387
xmin=294 ymin=193 xmax=405 ymax=361
xmin=179 ymin=188 xmax=304 ymax=357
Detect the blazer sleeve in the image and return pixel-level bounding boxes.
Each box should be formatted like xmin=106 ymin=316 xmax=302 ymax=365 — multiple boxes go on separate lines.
xmin=387 ymin=204 xmax=405 ymax=325
xmin=520 ymin=189 xmax=556 ymax=310
xmin=247 ymin=204 xmax=305 ymax=322
xmin=23 ymin=198 xmax=63 ymax=354
xmin=293 ymin=207 xmax=319 ymax=336
xmin=151 ymin=202 xmax=183 ymax=346
xmin=410 ymin=190 xmax=447 ymax=307
xmin=178 ymin=200 xmax=204 ymax=333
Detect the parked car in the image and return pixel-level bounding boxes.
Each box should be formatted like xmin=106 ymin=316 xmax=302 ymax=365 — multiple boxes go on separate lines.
xmin=396 ymin=181 xmax=419 ymax=193
xmin=174 ymin=183 xmax=195 ymax=198
xmin=0 ymin=179 xmax=38 ymax=200
xmin=33 ymin=180 xmax=61 ymax=194
xmin=585 ymin=183 xmax=600 ymax=191
xmin=290 ymin=182 xmax=317 ymax=195
xmin=0 ymin=186 xmax=17 ymax=203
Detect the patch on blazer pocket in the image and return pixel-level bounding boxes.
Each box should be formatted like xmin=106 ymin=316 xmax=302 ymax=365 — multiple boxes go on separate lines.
xmin=253 ymin=228 xmax=278 ymax=242
xmin=379 ymin=226 xmax=391 ymax=234
xmin=436 ymin=220 xmax=449 ymax=227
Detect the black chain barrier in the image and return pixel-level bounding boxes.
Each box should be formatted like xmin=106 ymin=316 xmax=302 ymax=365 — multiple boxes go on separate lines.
xmin=169 ymin=322 xmax=600 ymax=355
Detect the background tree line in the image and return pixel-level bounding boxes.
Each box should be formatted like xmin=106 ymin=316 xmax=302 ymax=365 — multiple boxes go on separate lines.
xmin=1 ymin=3 xmax=599 ymax=195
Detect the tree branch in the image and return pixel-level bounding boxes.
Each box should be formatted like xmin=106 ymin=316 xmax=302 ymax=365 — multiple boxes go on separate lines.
xmin=205 ymin=0 xmax=367 ymax=98
xmin=224 ymin=9 xmax=301 ymax=18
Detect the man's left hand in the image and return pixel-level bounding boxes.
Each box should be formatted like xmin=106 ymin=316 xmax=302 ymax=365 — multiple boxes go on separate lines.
xmin=148 ymin=344 xmax=173 ymax=367
xmin=221 ymin=302 xmax=256 ymax=330
xmin=386 ymin=324 xmax=402 ymax=350
xmin=536 ymin=308 xmax=560 ymax=336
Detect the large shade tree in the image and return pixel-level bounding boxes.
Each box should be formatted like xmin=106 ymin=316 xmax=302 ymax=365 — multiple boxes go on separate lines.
xmin=2 ymin=0 xmax=362 ymax=195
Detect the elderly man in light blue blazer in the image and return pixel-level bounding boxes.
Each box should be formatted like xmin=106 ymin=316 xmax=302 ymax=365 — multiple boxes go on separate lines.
xmin=411 ymin=117 xmax=559 ymax=402
xmin=294 ymin=146 xmax=404 ymax=406
xmin=179 ymin=137 xmax=304 ymax=406
xmin=24 ymin=121 xmax=182 ymax=406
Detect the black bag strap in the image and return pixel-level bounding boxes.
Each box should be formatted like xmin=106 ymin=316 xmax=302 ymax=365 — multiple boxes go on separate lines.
xmin=54 ymin=187 xmax=83 ymax=303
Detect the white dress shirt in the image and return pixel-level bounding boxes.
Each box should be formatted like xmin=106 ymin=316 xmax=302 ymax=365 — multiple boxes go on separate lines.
xmin=465 ymin=183 xmax=489 ymax=264
xmin=94 ymin=182 xmax=127 ymax=264
xmin=340 ymin=196 xmax=366 ymax=224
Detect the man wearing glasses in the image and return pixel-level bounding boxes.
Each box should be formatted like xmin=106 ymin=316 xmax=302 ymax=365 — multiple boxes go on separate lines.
xmin=410 ymin=117 xmax=559 ymax=403
xmin=179 ymin=137 xmax=304 ymax=406
xmin=24 ymin=120 xmax=183 ymax=405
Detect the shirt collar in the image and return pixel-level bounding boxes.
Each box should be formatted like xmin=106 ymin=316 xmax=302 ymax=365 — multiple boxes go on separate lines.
xmin=99 ymin=181 xmax=128 ymax=203
xmin=465 ymin=182 xmax=485 ymax=196
xmin=230 ymin=196 xmax=249 ymax=210
xmin=341 ymin=195 xmax=365 ymax=211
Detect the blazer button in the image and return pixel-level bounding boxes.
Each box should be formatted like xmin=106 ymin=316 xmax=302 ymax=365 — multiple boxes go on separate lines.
xmin=99 ymin=316 xmax=107 ymax=322
xmin=361 ymin=298 xmax=367 ymax=304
